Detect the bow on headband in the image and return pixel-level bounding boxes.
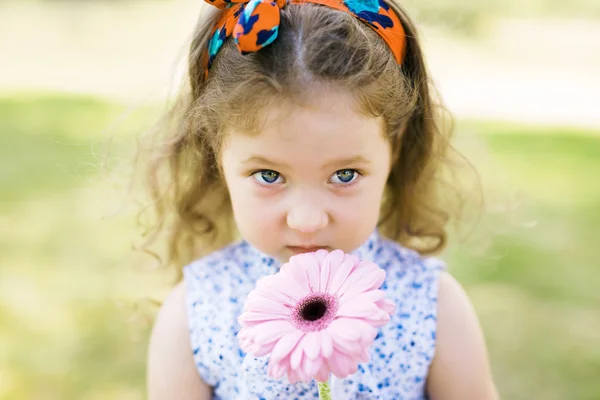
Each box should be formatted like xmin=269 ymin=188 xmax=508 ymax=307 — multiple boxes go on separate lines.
xmin=203 ymin=0 xmax=406 ymax=75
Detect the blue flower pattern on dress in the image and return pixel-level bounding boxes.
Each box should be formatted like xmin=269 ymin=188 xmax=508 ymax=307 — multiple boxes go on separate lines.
xmin=184 ymin=230 xmax=445 ymax=399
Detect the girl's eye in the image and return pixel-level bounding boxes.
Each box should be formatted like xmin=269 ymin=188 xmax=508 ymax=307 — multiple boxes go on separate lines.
xmin=330 ymin=169 xmax=359 ymax=185
xmin=252 ymin=170 xmax=284 ymax=185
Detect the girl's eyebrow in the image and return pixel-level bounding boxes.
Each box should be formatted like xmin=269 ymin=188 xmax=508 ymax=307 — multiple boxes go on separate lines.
xmin=241 ymin=155 xmax=372 ymax=169
xmin=241 ymin=155 xmax=288 ymax=169
xmin=323 ymin=156 xmax=371 ymax=169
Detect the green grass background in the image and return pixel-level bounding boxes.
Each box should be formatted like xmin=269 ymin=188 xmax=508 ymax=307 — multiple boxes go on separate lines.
xmin=0 ymin=94 xmax=598 ymax=399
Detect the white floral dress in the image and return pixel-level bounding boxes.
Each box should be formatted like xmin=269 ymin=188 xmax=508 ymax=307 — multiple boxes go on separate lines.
xmin=184 ymin=230 xmax=445 ymax=399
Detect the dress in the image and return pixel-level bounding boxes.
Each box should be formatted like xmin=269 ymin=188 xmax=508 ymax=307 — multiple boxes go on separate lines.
xmin=184 ymin=230 xmax=445 ymax=399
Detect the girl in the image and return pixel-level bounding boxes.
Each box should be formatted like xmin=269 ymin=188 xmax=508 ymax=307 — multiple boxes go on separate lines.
xmin=145 ymin=0 xmax=499 ymax=398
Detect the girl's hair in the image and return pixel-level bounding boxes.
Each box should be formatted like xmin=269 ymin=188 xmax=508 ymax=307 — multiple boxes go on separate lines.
xmin=136 ymin=0 xmax=479 ymax=272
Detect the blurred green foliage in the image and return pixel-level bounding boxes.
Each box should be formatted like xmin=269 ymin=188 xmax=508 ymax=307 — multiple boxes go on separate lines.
xmin=1 ymin=94 xmax=598 ymax=399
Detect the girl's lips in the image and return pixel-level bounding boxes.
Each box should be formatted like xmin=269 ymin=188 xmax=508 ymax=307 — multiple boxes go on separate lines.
xmin=287 ymin=246 xmax=329 ymax=255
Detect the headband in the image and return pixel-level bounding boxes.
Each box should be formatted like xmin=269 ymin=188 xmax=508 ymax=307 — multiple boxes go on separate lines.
xmin=202 ymin=0 xmax=406 ymax=76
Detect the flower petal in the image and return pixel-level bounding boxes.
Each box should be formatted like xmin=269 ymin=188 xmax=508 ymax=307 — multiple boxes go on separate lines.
xmin=238 ymin=311 xmax=287 ymax=326
xmin=302 ymin=331 xmax=321 ymax=360
xmin=295 ymin=361 xmax=311 ymax=383
xmin=255 ymin=274 xmax=302 ymax=303
xmin=286 ymin=257 xmax=311 ymax=292
xmin=315 ymin=363 xmax=330 ymax=383
xmin=253 ymin=341 xmax=277 ymax=357
xmin=365 ymin=310 xmax=392 ymax=327
xmin=302 ymin=354 xmax=322 ymax=378
xmin=320 ymin=330 xmax=334 ymax=358
xmin=376 ymin=298 xmax=396 ymax=315
xmin=328 ymin=318 xmax=377 ymax=343
xmin=327 ymin=254 xmax=358 ymax=294
xmin=321 ymin=250 xmax=345 ymax=293
xmin=287 ymin=370 xmax=301 ymax=384
xmin=237 ymin=326 xmax=252 ymax=340
xmin=314 ymin=249 xmax=329 ymax=265
xmin=339 ymin=289 xmax=385 ymax=306
xmin=268 ymin=355 xmax=289 ymax=379
xmin=319 ymin=255 xmax=332 ymax=293
xmin=245 ymin=295 xmax=292 ymax=316
xmin=300 ymin=253 xmax=321 ymax=292
xmin=337 ymin=299 xmax=380 ymax=318
xmin=278 ymin=262 xmax=313 ymax=297
xmin=334 ymin=268 xmax=386 ymax=298
xmin=358 ymin=347 xmax=370 ymax=363
xmin=327 ymin=349 xmax=353 ymax=378
xmin=331 ymin=336 xmax=363 ymax=357
xmin=254 ymin=320 xmax=295 ymax=345
xmin=290 ymin=342 xmax=304 ymax=370
xmin=270 ymin=330 xmax=304 ymax=364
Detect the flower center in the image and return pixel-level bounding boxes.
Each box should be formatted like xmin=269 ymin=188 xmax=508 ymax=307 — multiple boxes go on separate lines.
xmin=301 ymin=299 xmax=328 ymax=321
xmin=292 ymin=293 xmax=339 ymax=332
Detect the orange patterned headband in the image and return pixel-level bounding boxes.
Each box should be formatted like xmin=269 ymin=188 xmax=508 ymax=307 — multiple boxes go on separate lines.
xmin=203 ymin=0 xmax=406 ymax=76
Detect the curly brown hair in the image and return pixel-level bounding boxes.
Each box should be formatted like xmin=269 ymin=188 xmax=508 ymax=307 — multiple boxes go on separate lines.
xmin=135 ymin=0 xmax=479 ymax=273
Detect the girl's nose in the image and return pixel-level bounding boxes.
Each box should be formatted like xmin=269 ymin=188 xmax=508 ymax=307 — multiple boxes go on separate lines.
xmin=286 ymin=203 xmax=329 ymax=233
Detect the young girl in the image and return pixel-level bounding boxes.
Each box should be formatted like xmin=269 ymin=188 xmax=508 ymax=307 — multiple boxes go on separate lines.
xmin=145 ymin=0 xmax=499 ymax=398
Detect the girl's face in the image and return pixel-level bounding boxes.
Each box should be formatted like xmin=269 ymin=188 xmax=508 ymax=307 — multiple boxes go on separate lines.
xmin=220 ymin=91 xmax=392 ymax=263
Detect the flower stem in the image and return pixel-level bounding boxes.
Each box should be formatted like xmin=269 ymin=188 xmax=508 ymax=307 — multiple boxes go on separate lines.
xmin=318 ymin=381 xmax=332 ymax=400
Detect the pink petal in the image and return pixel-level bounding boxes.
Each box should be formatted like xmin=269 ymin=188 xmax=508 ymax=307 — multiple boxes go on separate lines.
xmin=296 ymin=363 xmax=311 ymax=383
xmin=334 ymin=269 xmax=386 ymax=298
xmin=314 ymin=249 xmax=329 ymax=265
xmin=339 ymin=289 xmax=385 ymax=306
xmin=320 ymin=250 xmax=343 ymax=292
xmin=255 ymin=274 xmax=302 ymax=303
xmin=347 ymin=360 xmax=359 ymax=376
xmin=239 ymin=337 xmax=253 ymax=352
xmin=331 ymin=336 xmax=363 ymax=357
xmin=333 ymin=262 xmax=380 ymax=296
xmin=354 ymin=260 xmax=381 ymax=274
xmin=237 ymin=326 xmax=251 ymax=340
xmin=286 ymin=256 xmax=312 ymax=292
xmin=302 ymin=354 xmax=322 ymax=378
xmin=270 ymin=330 xmax=304 ymax=364
xmin=278 ymin=262 xmax=314 ymax=297
xmin=253 ymin=341 xmax=277 ymax=357
xmin=328 ymin=318 xmax=376 ymax=342
xmin=238 ymin=311 xmax=287 ymax=326
xmin=327 ymin=350 xmax=353 ymax=379
xmin=270 ymin=273 xmax=308 ymax=301
xmin=319 ymin=257 xmax=332 ymax=294
xmin=287 ymin=370 xmax=300 ymax=384
xmin=302 ymin=331 xmax=321 ymax=360
xmin=245 ymin=295 xmax=292 ymax=316
xmin=358 ymin=347 xmax=371 ymax=363
xmin=254 ymin=320 xmax=295 ymax=345
xmin=327 ymin=255 xmax=359 ymax=294
xmin=268 ymin=355 xmax=289 ymax=379
xmin=364 ymin=310 xmax=391 ymax=327
xmin=315 ymin=363 xmax=331 ymax=383
xmin=376 ymin=298 xmax=396 ymax=315
xmin=320 ymin=330 xmax=334 ymax=358
xmin=299 ymin=253 xmax=321 ymax=292
xmin=290 ymin=343 xmax=304 ymax=370
xmin=336 ymin=300 xmax=380 ymax=318
xmin=247 ymin=287 xmax=293 ymax=309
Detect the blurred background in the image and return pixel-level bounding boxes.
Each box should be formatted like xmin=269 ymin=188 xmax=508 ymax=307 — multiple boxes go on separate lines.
xmin=1 ymin=0 xmax=599 ymax=399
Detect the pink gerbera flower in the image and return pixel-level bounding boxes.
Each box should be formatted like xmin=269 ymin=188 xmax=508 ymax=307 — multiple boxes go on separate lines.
xmin=237 ymin=249 xmax=396 ymax=385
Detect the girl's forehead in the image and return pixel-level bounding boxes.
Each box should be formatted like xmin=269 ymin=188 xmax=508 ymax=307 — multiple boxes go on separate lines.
xmin=221 ymin=97 xmax=389 ymax=169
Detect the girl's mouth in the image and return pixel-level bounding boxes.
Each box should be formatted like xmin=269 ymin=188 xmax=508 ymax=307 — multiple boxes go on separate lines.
xmin=287 ymin=246 xmax=329 ymax=255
